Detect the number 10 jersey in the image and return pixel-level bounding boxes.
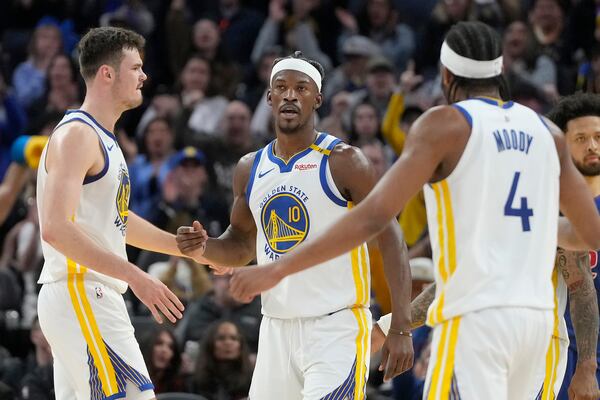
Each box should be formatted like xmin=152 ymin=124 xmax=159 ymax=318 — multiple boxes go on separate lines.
xmin=424 ymin=98 xmax=560 ymax=327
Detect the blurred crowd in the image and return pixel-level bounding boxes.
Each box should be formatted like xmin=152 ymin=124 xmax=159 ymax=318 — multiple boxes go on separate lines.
xmin=0 ymin=0 xmax=598 ymax=399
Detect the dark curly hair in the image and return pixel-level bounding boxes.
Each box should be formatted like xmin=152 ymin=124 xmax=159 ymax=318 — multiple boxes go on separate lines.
xmin=78 ymin=27 xmax=145 ymax=80
xmin=547 ymin=93 xmax=600 ymax=132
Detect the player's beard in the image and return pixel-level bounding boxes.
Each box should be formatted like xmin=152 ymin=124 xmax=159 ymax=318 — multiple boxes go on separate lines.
xmin=277 ymin=114 xmax=308 ymax=135
xmin=574 ymin=158 xmax=600 ymax=176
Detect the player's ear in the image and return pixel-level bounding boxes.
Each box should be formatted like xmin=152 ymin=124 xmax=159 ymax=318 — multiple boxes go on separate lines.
xmin=267 ymin=89 xmax=272 ymax=106
xmin=98 ymin=65 xmax=114 ymax=81
xmin=441 ymin=66 xmax=452 ymax=87
xmin=314 ymin=93 xmax=323 ymax=110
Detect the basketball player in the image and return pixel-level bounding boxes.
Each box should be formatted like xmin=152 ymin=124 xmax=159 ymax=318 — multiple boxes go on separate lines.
xmin=373 ymin=96 xmax=600 ymax=400
xmin=176 ymin=51 xmax=414 ymax=399
xmin=37 ymin=27 xmax=187 ymax=400
xmin=545 ymin=93 xmax=600 ymax=400
xmin=226 ymin=22 xmax=600 ymax=399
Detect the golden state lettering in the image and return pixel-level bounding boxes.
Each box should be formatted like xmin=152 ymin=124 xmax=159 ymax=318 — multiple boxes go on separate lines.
xmin=114 ymin=165 xmax=130 ymax=236
xmin=260 ymin=191 xmax=309 ymax=260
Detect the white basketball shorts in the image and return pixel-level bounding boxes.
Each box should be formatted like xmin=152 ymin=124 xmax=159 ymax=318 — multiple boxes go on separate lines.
xmin=423 ymin=307 xmax=553 ymax=400
xmin=249 ymin=307 xmax=371 ymax=400
xmin=38 ymin=276 xmax=155 ymax=400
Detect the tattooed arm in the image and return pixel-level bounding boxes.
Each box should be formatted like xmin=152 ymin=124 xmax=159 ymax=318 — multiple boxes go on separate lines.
xmin=372 ymin=283 xmax=437 ymax=353
xmin=555 ymin=248 xmax=600 ymax=400
xmin=410 ymin=283 xmax=436 ymax=330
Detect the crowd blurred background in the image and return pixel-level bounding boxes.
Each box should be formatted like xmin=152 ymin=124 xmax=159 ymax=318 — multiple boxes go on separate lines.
xmin=0 ymin=0 xmax=598 ymax=399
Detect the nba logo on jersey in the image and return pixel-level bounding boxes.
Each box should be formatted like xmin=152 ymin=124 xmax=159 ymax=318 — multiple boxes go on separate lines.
xmin=114 ymin=164 xmax=130 ymax=236
xmin=260 ymin=190 xmax=309 ymax=260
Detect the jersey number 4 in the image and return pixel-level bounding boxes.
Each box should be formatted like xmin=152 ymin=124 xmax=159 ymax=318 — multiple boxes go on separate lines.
xmin=504 ymin=172 xmax=533 ymax=232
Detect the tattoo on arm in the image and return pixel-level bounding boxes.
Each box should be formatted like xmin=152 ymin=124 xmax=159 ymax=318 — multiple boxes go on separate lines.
xmin=411 ymin=283 xmax=436 ymax=329
xmin=557 ymin=248 xmax=599 ymax=364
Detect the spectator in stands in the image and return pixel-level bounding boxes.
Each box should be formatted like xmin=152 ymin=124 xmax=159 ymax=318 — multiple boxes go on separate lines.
xmin=323 ymin=35 xmax=379 ymax=106
xmin=28 ymin=54 xmax=82 ymax=126
xmin=503 ymin=20 xmax=558 ymax=101
xmin=129 ymin=116 xmax=177 ymax=223
xmin=210 ymin=0 xmax=264 ymax=67
xmin=348 ymin=57 xmax=397 ymax=120
xmin=204 ymin=100 xmax=262 ymax=207
xmin=247 ymin=48 xmax=281 ymax=140
xmin=317 ymin=90 xmax=352 ymax=142
xmin=349 ymin=102 xmax=384 ymax=148
xmin=0 ymin=73 xmax=27 ymax=180
xmin=156 ymin=147 xmax=229 ymax=237
xmin=19 ymin=318 xmax=53 ymax=400
xmin=183 ymin=274 xmax=261 ymax=353
xmin=174 ymin=55 xmax=229 ymax=144
xmin=147 ymin=256 xmax=212 ymax=306
xmin=190 ymin=320 xmax=253 ymax=400
xmin=166 ymin=7 xmax=240 ymax=99
xmin=12 ymin=18 xmax=62 ymax=109
xmin=141 ymin=327 xmax=187 ymax=394
xmin=239 ymin=46 xmax=281 ymax=116
xmin=336 ymin=0 xmax=415 ymax=72
xmin=251 ymin=0 xmax=332 ymax=72
xmin=528 ymin=0 xmax=576 ymax=94
xmin=99 ymin=0 xmax=155 ymax=36
xmin=4 ymin=196 xmax=42 ymax=329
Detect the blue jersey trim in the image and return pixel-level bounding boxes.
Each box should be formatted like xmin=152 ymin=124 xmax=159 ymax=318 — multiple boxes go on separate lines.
xmin=54 ymin=118 xmax=110 ymax=185
xmin=66 ymin=109 xmax=118 ymax=141
xmin=246 ymin=148 xmax=263 ymax=204
xmin=537 ymin=114 xmax=552 ymax=132
xmin=472 ymin=97 xmax=514 ymax=109
xmin=319 ymin=138 xmax=348 ymax=207
xmin=267 ymin=132 xmax=326 ymax=173
xmin=452 ymin=104 xmax=472 ymax=127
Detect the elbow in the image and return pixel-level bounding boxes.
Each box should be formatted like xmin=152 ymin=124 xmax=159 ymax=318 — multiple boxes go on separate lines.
xmin=40 ymin=219 xmax=61 ymax=246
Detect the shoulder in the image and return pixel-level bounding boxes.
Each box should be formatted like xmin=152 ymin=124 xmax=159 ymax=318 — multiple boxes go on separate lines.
xmin=409 ymin=105 xmax=470 ymax=142
xmin=233 ymin=150 xmax=262 ymax=187
xmin=328 ymin=142 xmax=374 ymax=185
xmin=51 ymin=120 xmax=101 ymax=149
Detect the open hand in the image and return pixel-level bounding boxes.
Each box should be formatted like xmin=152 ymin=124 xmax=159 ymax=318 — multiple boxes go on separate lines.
xmin=129 ymin=270 xmax=185 ymax=324
xmin=229 ymin=264 xmax=283 ymax=302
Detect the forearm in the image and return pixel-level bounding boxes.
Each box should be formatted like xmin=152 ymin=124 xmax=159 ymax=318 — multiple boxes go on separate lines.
xmin=569 ymin=275 xmax=599 ymax=366
xmin=0 ymin=163 xmax=29 ymax=224
xmin=377 ymin=283 xmax=435 ymax=335
xmin=126 ymin=211 xmax=182 ymax=256
xmin=410 ymin=283 xmax=436 ymax=329
xmin=377 ymin=222 xmax=411 ymax=329
xmin=201 ymin=227 xmax=256 ymax=267
xmin=276 ymin=201 xmax=385 ymax=278
xmin=42 ymin=219 xmax=140 ymax=283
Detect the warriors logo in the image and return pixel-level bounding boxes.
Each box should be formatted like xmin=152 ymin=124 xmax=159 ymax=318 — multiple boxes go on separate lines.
xmin=114 ymin=165 xmax=130 ymax=235
xmin=261 ymin=193 xmax=309 ymax=255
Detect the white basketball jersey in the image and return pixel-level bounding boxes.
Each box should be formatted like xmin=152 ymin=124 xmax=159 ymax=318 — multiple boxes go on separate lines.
xmin=425 ymin=98 xmax=560 ymax=326
xmin=247 ymin=133 xmax=370 ymax=319
xmin=37 ymin=110 xmax=130 ymax=293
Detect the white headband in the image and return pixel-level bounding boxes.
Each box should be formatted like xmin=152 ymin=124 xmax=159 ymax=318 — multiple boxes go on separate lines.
xmin=270 ymin=58 xmax=322 ymax=92
xmin=440 ymin=41 xmax=503 ymax=79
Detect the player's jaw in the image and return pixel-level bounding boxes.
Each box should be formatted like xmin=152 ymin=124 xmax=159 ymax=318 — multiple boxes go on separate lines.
xmin=277 ymin=102 xmax=306 ymax=134
xmin=575 ymin=152 xmax=600 ymax=176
